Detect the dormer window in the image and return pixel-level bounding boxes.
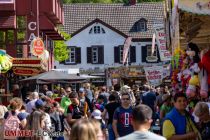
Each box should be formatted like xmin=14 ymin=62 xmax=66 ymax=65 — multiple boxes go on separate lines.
xmin=89 ymin=26 xmax=106 ymax=34
xmin=131 ymin=18 xmax=147 ymax=32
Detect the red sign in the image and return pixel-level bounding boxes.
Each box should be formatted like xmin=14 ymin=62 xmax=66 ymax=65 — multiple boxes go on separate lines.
xmin=13 ymin=67 xmax=40 ymax=76
xmin=31 ymin=38 xmax=45 ymax=56
xmin=13 ymin=59 xmax=41 ymax=65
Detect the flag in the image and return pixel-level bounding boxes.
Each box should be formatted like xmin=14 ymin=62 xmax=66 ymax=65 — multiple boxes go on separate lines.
xmin=123 ymin=37 xmax=132 ymax=65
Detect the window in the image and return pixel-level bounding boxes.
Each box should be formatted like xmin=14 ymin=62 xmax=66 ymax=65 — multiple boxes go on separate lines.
xmin=92 ymin=47 xmax=98 ymax=63
xmin=89 ymin=26 xmax=106 ymax=34
xmin=119 ymin=46 xmax=130 ymax=63
xmin=132 ymin=18 xmax=147 ymax=32
xmin=147 ymin=45 xmax=157 ymax=57
xmin=0 ymin=31 xmax=6 ymax=50
xmin=66 ymin=47 xmax=76 ymax=64
xmin=16 ymin=45 xmax=23 ymax=58
xmin=17 ymin=16 xmax=26 ymax=43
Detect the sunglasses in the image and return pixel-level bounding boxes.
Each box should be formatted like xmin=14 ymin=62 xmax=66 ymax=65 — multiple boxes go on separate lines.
xmin=122 ymin=98 xmax=130 ymax=101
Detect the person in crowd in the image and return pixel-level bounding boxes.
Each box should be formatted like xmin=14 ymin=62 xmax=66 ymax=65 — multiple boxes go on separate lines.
xmin=66 ymin=92 xmax=88 ymax=126
xmin=21 ymin=83 xmax=30 ymax=102
xmin=112 ymin=92 xmax=134 ymax=138
xmin=0 ymin=104 xmax=8 ymax=139
xmin=160 ymin=94 xmax=173 ymax=120
xmin=42 ymin=85 xmax=49 ymax=95
xmin=141 ymin=85 xmax=157 ymax=124
xmin=4 ymin=97 xmax=27 ymax=130
xmin=132 ymin=85 xmax=141 ymax=106
xmin=26 ymin=91 xmax=39 ymax=113
xmin=70 ymin=119 xmax=100 ymax=140
xmin=12 ymin=84 xmax=21 ymax=98
xmin=121 ymin=85 xmax=136 ymax=106
xmin=60 ymin=87 xmax=72 ymax=115
xmin=91 ymin=109 xmax=106 ymax=139
xmin=194 ymin=102 xmax=210 ymax=140
xmin=156 ymin=85 xmax=166 ymax=111
xmin=26 ymin=99 xmax=51 ymax=140
xmin=79 ymin=87 xmax=93 ymax=113
xmin=162 ymin=93 xmax=202 ymax=140
xmin=84 ymin=83 xmax=94 ymax=104
xmin=118 ymin=104 xmax=166 ymax=140
xmin=90 ymin=119 xmax=106 ymax=140
xmin=100 ymin=86 xmax=110 ymax=103
xmin=102 ymin=93 xmax=120 ymax=140
xmin=92 ymin=90 xmax=100 ymax=105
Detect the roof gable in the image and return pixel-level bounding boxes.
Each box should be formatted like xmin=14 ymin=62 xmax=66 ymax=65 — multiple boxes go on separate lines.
xmin=71 ymin=18 xmax=127 ymax=38
xmin=64 ymin=3 xmax=164 ymax=39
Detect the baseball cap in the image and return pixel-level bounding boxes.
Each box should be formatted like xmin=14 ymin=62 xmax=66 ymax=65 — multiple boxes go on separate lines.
xmin=79 ymin=88 xmax=85 ymax=93
xmin=35 ymin=99 xmax=44 ymax=108
xmin=91 ymin=109 xmax=102 ymax=120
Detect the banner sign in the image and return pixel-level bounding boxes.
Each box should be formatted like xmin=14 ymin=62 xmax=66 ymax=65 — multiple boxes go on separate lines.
xmin=123 ymin=37 xmax=132 ymax=64
xmin=13 ymin=59 xmax=41 ymax=65
xmin=153 ymin=21 xmax=171 ymax=61
xmin=179 ymin=0 xmax=210 ymax=15
xmin=144 ymin=66 xmax=163 ymax=86
xmin=13 ymin=67 xmax=40 ymax=76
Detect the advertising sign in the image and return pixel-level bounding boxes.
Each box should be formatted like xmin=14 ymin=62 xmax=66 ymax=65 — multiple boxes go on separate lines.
xmin=153 ymin=21 xmax=171 ymax=61
xmin=13 ymin=67 xmax=40 ymax=76
xmin=31 ymin=38 xmax=45 ymax=56
xmin=144 ymin=66 xmax=163 ymax=86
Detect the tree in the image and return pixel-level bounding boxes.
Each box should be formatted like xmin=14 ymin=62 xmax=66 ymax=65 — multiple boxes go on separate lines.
xmin=54 ymin=32 xmax=71 ymax=62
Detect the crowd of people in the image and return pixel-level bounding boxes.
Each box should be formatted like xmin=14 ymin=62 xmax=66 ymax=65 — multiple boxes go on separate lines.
xmin=0 ymin=82 xmax=209 ymax=140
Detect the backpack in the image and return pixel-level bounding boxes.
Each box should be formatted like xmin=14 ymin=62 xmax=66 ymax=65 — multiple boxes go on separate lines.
xmin=68 ymin=101 xmax=88 ymax=118
xmin=4 ymin=111 xmax=21 ymax=139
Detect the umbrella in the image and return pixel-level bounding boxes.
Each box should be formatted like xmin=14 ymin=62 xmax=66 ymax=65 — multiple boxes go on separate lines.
xmin=20 ymin=70 xmax=86 ymax=81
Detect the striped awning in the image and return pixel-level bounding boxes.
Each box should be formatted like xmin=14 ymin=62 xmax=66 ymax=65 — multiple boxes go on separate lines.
xmin=0 ymin=15 xmax=16 ymax=29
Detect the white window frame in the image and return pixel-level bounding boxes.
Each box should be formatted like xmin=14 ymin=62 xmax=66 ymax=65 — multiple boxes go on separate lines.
xmin=120 ymin=46 xmax=130 ymax=63
xmin=66 ymin=47 xmax=76 ymax=64
xmin=92 ymin=47 xmax=98 ymax=64
xmin=89 ymin=26 xmax=106 ymax=34
xmin=139 ymin=21 xmax=146 ymax=31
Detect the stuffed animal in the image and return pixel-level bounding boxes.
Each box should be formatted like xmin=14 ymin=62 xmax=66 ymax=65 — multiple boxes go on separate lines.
xmin=185 ymin=43 xmax=200 ymax=98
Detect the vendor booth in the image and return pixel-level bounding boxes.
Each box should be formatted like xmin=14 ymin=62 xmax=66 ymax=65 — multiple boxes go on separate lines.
xmin=167 ymin=0 xmax=210 ymax=99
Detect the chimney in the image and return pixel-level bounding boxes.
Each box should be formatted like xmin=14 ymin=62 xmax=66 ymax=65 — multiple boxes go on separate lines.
xmin=129 ymin=0 xmax=137 ymax=5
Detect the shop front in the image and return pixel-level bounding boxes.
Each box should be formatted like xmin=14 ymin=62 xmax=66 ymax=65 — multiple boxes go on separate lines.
xmin=107 ymin=66 xmax=146 ymax=87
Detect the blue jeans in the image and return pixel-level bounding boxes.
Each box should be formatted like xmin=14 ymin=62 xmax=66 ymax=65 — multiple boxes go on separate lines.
xmin=108 ymin=124 xmax=115 ymax=140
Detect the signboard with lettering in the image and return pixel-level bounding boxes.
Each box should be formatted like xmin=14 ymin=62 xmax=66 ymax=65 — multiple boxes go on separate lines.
xmin=31 ymin=38 xmax=45 ymax=56
xmin=153 ymin=21 xmax=171 ymax=61
xmin=13 ymin=67 xmax=40 ymax=76
xmin=144 ymin=66 xmax=163 ymax=86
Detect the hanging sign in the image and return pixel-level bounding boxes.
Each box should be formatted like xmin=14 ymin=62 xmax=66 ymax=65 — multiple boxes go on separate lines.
xmin=144 ymin=66 xmax=163 ymax=86
xmin=13 ymin=67 xmax=40 ymax=76
xmin=153 ymin=21 xmax=171 ymax=61
xmin=31 ymin=38 xmax=45 ymax=56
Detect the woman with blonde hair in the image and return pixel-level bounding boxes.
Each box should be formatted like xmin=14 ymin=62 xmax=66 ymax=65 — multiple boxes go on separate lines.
xmin=70 ymin=119 xmax=99 ymax=140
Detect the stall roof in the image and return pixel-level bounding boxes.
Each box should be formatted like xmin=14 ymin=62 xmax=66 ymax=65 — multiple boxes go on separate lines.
xmin=20 ymin=70 xmax=86 ymax=81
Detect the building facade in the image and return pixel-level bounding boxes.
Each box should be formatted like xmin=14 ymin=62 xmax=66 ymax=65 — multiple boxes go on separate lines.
xmin=55 ymin=3 xmax=165 ymax=86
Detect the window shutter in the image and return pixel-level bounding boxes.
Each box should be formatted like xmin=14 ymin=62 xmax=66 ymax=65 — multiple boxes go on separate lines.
xmin=141 ymin=46 xmax=147 ymax=63
xmin=130 ymin=46 xmax=136 ymax=63
xmin=98 ymin=46 xmax=104 ymax=64
xmin=87 ymin=47 xmax=92 ymax=63
xmin=114 ymin=46 xmax=120 ymax=63
xmin=156 ymin=45 xmax=161 ymax=62
xmin=76 ymin=47 xmax=81 ymax=63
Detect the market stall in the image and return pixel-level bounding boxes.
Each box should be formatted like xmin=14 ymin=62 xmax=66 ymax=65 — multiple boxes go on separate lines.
xmin=168 ymin=0 xmax=210 ymax=99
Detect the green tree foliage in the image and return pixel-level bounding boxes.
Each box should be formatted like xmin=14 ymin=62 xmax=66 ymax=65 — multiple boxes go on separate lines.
xmin=54 ymin=32 xmax=71 ymax=62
